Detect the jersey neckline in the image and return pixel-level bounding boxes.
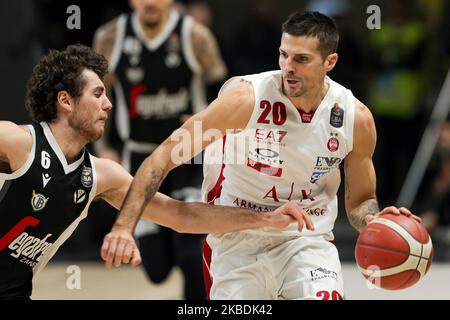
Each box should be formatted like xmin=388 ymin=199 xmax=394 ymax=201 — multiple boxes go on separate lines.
xmin=277 ymin=75 xmax=334 ymax=126
xmin=131 ymin=9 xmax=180 ymax=52
xmin=40 ymin=122 xmax=85 ymax=175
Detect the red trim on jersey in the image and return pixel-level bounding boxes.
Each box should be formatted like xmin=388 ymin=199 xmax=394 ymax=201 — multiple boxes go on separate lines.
xmin=206 ymin=136 xmax=227 ymax=204
xmin=203 ymin=136 xmax=228 ymax=298
xmin=129 ymin=84 xmax=146 ymax=119
xmin=299 ymin=110 xmax=315 ymax=123
xmin=202 ymin=239 xmax=213 ymax=299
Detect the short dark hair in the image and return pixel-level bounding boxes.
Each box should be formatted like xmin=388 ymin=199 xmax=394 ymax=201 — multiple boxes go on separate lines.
xmin=282 ymin=11 xmax=339 ymax=59
xmin=25 ymin=44 xmax=109 ymax=122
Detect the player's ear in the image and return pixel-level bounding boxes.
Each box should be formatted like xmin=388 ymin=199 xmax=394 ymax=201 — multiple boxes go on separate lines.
xmin=324 ymin=53 xmax=338 ymax=72
xmin=56 ymin=90 xmax=73 ymax=113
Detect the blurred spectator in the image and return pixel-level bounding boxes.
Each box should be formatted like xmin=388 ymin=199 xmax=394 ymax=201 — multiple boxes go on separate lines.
xmin=418 ymin=122 xmax=450 ymax=245
xmin=183 ymin=0 xmax=224 ymax=101
xmin=367 ymin=0 xmax=430 ymax=205
xmin=230 ymin=0 xmax=280 ymax=74
xmin=185 ymin=0 xmax=213 ymax=27
xmin=36 ymin=0 xmax=130 ymax=49
xmin=0 ymin=0 xmax=42 ymax=122
xmin=92 ymin=0 xmax=227 ymax=299
xmin=306 ymin=0 xmax=367 ymax=107
xmin=435 ymin=0 xmax=450 ymax=78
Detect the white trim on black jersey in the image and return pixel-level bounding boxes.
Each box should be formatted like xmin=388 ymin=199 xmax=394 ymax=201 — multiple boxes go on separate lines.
xmin=131 ymin=10 xmax=180 ymax=51
xmin=181 ymin=15 xmax=207 ymax=114
xmin=181 ymin=16 xmax=201 ymax=74
xmin=33 ymin=153 xmax=98 ymax=275
xmin=191 ymin=75 xmax=207 ymax=114
xmin=0 ymin=125 xmax=36 ymax=181
xmin=109 ymin=14 xmax=128 ymax=73
xmin=40 ymin=122 xmax=85 ymax=175
xmin=113 ymin=80 xmax=130 ymax=142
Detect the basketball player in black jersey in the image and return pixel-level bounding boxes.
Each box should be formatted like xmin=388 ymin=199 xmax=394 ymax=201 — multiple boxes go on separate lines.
xmin=0 ymin=44 xmax=315 ymax=299
xmin=93 ymin=0 xmax=227 ymax=299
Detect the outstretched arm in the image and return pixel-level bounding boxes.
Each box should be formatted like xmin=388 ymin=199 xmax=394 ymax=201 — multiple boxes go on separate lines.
xmin=144 ymin=193 xmax=314 ymax=234
xmin=114 ymin=82 xmax=255 ymax=236
xmin=95 ymin=156 xmax=314 ymax=268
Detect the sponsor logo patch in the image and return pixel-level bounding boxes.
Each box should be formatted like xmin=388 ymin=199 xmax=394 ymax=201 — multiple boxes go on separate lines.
xmin=310 ymin=267 xmax=338 ymax=281
xmin=254 ymin=129 xmax=287 ymax=146
xmin=247 ymin=158 xmax=282 ymax=177
xmin=330 ymin=103 xmax=344 ymax=128
xmin=310 ymin=171 xmax=328 ymax=183
xmin=81 ymin=166 xmax=93 ymax=188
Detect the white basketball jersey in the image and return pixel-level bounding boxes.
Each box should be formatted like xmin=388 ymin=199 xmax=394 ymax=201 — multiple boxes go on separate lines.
xmin=202 ymin=71 xmax=355 ymax=238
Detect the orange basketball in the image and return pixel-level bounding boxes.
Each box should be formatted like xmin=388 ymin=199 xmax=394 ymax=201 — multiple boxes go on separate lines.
xmin=355 ymin=212 xmax=433 ymax=290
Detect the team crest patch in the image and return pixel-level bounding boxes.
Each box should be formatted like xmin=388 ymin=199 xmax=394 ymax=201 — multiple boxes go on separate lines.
xmin=330 ymin=103 xmax=344 ymax=128
xmin=81 ymin=166 xmax=93 ymax=188
xmin=327 ymin=137 xmax=340 ymax=152
xmin=31 ymin=190 xmax=49 ymax=212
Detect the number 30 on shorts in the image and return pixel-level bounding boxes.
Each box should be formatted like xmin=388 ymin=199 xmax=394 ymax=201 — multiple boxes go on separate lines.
xmin=316 ymin=290 xmax=344 ymax=300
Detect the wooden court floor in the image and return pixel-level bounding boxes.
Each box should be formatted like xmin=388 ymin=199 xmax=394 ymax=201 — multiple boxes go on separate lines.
xmin=31 ymin=262 xmax=450 ymax=300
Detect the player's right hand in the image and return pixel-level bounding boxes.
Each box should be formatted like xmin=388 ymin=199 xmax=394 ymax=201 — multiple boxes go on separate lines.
xmin=101 ymin=228 xmax=142 ymax=269
xmin=267 ymin=201 xmax=315 ymax=232
xmin=365 ymin=206 xmax=422 ymax=224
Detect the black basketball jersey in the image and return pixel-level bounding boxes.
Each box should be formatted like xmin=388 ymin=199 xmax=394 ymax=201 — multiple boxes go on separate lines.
xmin=0 ymin=122 xmax=97 ymax=298
xmin=111 ymin=10 xmax=206 ymax=147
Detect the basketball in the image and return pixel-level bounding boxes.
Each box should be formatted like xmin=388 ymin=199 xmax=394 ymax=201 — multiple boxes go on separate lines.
xmin=355 ymin=213 xmax=433 ymax=290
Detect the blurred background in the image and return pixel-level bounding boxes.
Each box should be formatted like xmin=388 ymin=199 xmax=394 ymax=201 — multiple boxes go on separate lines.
xmin=1 ymin=0 xmax=449 ymax=299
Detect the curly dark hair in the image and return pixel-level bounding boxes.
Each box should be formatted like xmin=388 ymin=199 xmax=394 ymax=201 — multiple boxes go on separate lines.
xmin=25 ymin=44 xmax=109 ymax=122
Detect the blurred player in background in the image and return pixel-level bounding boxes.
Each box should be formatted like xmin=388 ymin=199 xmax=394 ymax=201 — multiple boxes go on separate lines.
xmin=93 ymin=0 xmax=227 ymax=299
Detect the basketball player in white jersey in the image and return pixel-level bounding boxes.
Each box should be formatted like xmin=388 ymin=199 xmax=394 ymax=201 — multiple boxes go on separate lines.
xmin=105 ymin=11 xmax=421 ymax=299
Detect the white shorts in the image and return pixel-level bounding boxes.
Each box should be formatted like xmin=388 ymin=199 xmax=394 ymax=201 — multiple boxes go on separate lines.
xmin=206 ymin=232 xmax=345 ymax=300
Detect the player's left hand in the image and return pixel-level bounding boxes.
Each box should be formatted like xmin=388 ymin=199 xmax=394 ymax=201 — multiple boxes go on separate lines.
xmin=365 ymin=206 xmax=422 ymax=224
xmin=267 ymin=201 xmax=315 ymax=232
xmin=101 ymin=228 xmax=142 ymax=269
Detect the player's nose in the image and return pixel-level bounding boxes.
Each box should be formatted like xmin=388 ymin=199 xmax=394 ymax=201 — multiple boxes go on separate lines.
xmin=103 ymin=97 xmax=113 ymax=112
xmin=283 ymin=59 xmax=296 ymax=74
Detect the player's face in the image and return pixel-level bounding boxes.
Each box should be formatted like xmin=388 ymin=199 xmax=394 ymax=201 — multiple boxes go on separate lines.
xmin=130 ymin=0 xmax=173 ymax=28
xmin=68 ymin=70 xmax=112 ymax=143
xmin=279 ymin=33 xmax=336 ymax=98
